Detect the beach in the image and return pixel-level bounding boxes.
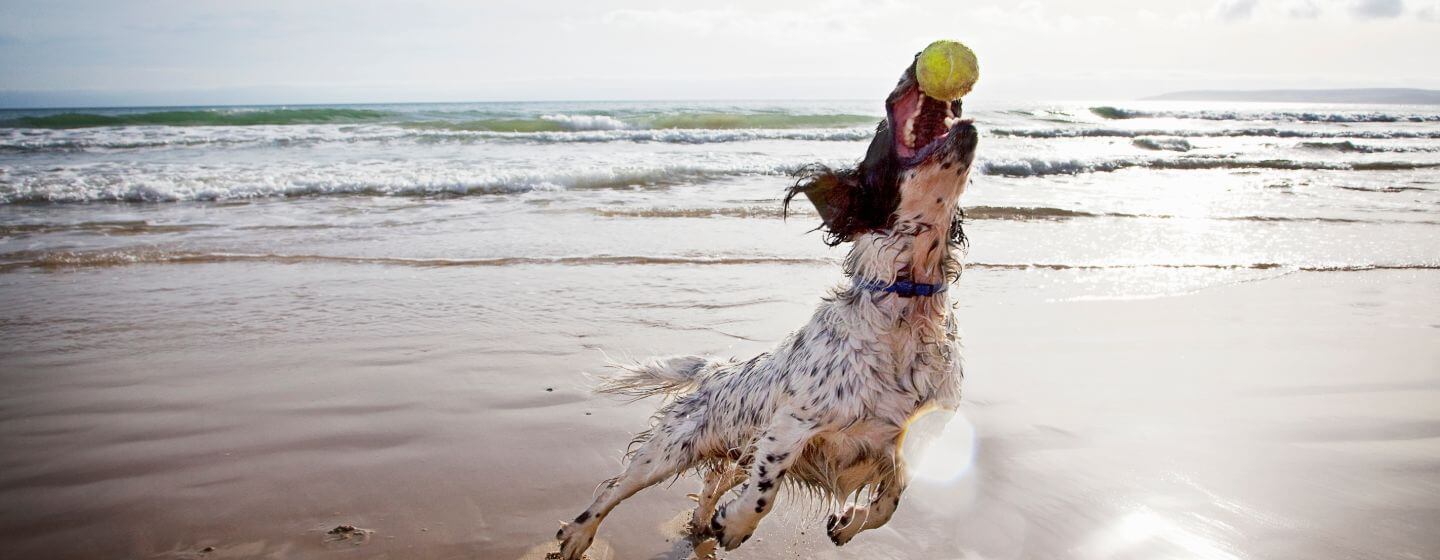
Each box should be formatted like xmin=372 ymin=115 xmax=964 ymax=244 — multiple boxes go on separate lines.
xmin=1 ymin=263 xmax=1436 ymax=559
xmin=2 ymin=100 xmax=1439 ymax=559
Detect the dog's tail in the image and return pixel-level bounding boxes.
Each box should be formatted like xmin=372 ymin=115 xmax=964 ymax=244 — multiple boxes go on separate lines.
xmin=596 ymin=355 xmax=710 ymax=399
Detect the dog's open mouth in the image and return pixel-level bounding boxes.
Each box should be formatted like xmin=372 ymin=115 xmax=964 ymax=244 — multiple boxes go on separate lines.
xmin=889 ymin=82 xmax=961 ymax=162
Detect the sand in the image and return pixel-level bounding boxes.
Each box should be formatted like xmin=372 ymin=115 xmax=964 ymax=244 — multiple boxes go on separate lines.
xmin=0 ymin=264 xmax=1437 ymax=559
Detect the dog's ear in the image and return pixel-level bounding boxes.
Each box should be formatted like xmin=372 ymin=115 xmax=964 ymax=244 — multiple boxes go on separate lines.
xmin=786 ymin=118 xmax=903 ymax=247
xmin=786 ymin=164 xmax=860 ymax=245
xmin=796 ymin=169 xmax=845 ymax=226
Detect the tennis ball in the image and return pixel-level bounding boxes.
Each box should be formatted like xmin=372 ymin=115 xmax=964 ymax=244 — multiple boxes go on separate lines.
xmin=915 ymin=40 xmax=978 ymax=100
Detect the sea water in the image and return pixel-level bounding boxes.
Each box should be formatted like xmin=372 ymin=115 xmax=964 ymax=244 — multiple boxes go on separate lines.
xmin=1 ymin=100 xmax=1437 ymax=300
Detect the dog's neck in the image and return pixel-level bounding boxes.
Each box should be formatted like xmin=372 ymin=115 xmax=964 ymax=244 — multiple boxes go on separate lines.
xmin=844 ymin=160 xmax=966 ymax=301
xmin=843 ymin=221 xmax=961 ymax=323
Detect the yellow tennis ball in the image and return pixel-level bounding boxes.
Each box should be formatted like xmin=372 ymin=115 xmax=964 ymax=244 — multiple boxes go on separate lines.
xmin=916 ymin=40 xmax=978 ymax=100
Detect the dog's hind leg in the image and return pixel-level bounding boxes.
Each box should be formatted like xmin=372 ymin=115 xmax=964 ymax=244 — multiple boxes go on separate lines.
xmin=556 ymin=432 xmax=696 ymax=560
xmin=827 ymin=455 xmax=908 ymax=546
xmin=690 ymin=466 xmax=746 ymax=538
xmin=709 ymin=410 xmax=820 ymax=550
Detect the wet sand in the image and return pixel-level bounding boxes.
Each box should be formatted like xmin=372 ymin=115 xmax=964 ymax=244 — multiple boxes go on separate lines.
xmin=0 ymin=264 xmax=1437 ymax=559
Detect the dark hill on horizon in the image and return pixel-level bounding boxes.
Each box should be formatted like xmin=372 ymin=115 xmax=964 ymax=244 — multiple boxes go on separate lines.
xmin=1144 ymin=88 xmax=1440 ymax=105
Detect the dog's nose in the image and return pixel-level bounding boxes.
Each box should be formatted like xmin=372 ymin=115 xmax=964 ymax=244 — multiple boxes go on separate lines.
xmin=951 ymin=122 xmax=979 ymax=151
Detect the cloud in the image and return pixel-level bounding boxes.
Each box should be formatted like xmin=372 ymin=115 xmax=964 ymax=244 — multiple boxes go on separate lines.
xmin=1413 ymin=0 xmax=1440 ymax=19
xmin=1212 ymin=0 xmax=1260 ymax=21
xmin=597 ymin=1 xmax=884 ymax=45
xmin=1349 ymin=0 xmax=1406 ymax=18
xmin=1286 ymin=0 xmax=1324 ymax=18
xmin=1205 ymin=0 xmax=1436 ymax=21
xmin=969 ymin=1 xmax=1114 ymax=32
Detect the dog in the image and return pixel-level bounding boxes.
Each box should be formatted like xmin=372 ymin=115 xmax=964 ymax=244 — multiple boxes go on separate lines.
xmin=555 ymin=54 xmax=978 ymax=559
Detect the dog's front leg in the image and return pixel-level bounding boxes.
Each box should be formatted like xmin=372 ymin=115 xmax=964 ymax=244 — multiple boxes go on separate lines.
xmin=827 ymin=455 xmax=908 ymax=546
xmin=709 ymin=410 xmax=819 ymax=550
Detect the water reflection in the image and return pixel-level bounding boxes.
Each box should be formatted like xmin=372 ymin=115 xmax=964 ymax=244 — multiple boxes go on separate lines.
xmin=1081 ymin=507 xmax=1239 ymax=560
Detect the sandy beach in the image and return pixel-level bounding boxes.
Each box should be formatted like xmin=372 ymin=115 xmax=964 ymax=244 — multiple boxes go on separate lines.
xmin=1 ymin=260 xmax=1436 ymax=559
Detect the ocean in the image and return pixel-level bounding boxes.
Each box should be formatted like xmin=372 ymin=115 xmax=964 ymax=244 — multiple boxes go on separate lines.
xmin=1 ymin=99 xmax=1436 ymax=301
xmin=1 ymin=100 xmax=1439 ymax=559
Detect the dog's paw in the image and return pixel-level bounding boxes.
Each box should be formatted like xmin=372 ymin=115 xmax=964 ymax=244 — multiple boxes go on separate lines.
xmin=826 ymin=506 xmax=868 ymax=546
xmin=555 ymin=520 xmax=594 ymax=560
xmin=689 ymin=507 xmax=714 ymax=539
xmin=709 ymin=504 xmax=758 ymax=551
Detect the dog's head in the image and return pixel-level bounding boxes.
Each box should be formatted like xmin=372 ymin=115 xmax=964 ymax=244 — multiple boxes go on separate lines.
xmin=786 ymin=56 xmax=979 ymax=247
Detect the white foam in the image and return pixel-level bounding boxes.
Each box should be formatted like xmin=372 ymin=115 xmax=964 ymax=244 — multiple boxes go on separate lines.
xmin=0 ymin=159 xmax=794 ymax=203
xmin=0 ymin=125 xmax=874 ymax=152
xmin=539 ymin=114 xmax=629 ymax=131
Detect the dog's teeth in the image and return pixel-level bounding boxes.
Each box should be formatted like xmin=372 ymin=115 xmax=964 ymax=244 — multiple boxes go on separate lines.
xmin=904 ymin=118 xmax=916 ymax=147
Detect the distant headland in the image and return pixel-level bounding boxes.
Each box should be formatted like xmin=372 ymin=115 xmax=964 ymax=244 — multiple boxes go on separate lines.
xmin=1144 ymin=88 xmax=1440 ymax=105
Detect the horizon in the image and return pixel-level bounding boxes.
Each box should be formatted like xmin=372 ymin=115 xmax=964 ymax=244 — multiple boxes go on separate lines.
xmin=3 ymin=1 xmax=1439 ymax=109
xmin=3 ymin=87 xmax=1440 ymax=112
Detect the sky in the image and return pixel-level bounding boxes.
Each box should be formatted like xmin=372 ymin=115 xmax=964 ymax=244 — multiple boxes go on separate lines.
xmin=0 ymin=0 xmax=1438 ymax=107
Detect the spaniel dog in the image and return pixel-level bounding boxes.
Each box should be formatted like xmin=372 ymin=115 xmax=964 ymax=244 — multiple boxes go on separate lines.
xmin=556 ymin=55 xmax=978 ymax=559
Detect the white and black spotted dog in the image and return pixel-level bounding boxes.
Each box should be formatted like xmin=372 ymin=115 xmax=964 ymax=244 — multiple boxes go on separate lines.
xmin=556 ymin=55 xmax=978 ymax=559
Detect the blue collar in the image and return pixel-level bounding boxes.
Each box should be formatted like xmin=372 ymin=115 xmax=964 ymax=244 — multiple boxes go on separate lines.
xmin=856 ymin=278 xmax=949 ymax=298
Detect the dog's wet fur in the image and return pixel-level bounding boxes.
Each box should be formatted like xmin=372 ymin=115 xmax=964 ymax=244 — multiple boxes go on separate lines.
xmin=555 ymin=55 xmax=978 ymax=559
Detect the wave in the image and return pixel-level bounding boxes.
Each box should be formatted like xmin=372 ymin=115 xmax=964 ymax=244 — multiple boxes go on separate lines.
xmin=0 ymin=249 xmax=835 ymax=271
xmin=0 ymin=162 xmax=790 ymax=203
xmin=979 ymin=157 xmax=1440 ymax=177
xmin=409 ymin=127 xmax=875 ymax=143
xmin=889 ymin=204 xmax=1422 ymax=224
xmin=2 ymin=108 xmax=393 ymax=128
xmin=1090 ymin=106 xmax=1440 ymax=123
xmin=0 ymin=126 xmax=874 ymax=153
xmin=0 ymin=220 xmax=212 ymax=236
xmin=590 ymin=206 xmax=795 ymax=219
xmin=404 ymin=112 xmax=876 ymax=132
xmin=1296 ymin=141 xmax=1440 ymax=153
xmin=964 ymin=205 xmax=1122 ymax=220
xmin=577 ymin=204 xmax=1426 ymax=225
xmin=640 ymin=113 xmax=876 ymax=130
xmin=990 ymin=127 xmax=1440 ymax=140
xmin=1132 ymin=137 xmax=1193 ymax=152
xmin=2 ymin=108 xmax=878 ymax=132
xmin=5 ymin=155 xmax=1429 ymax=203
xmin=1335 ymin=185 xmax=1431 ymax=193
xmin=5 ymin=247 xmax=1435 ymax=273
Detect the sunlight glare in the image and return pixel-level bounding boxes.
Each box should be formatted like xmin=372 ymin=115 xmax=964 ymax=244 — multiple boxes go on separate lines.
xmin=909 ymin=409 xmax=978 ymax=483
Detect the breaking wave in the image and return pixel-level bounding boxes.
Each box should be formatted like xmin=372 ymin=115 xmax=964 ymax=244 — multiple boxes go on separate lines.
xmin=5 ymin=154 xmax=1432 ymax=203
xmin=1090 ymin=106 xmax=1440 ymax=123
xmin=990 ymin=127 xmax=1440 ymax=140
xmin=401 ymin=113 xmax=876 ymax=131
xmin=979 ymin=157 xmax=1438 ymax=177
xmin=2 ymin=109 xmax=877 ymax=131
xmin=1296 ymin=141 xmax=1440 ymax=153
xmin=0 ymin=126 xmax=874 ymax=153
xmin=0 ymin=249 xmax=835 ymax=271
xmin=2 ymin=108 xmax=393 ymax=128
xmin=0 ymin=162 xmax=792 ymax=203
xmin=1132 ymin=137 xmax=1193 ymax=152
xmin=590 ymin=206 xmax=794 ymax=219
